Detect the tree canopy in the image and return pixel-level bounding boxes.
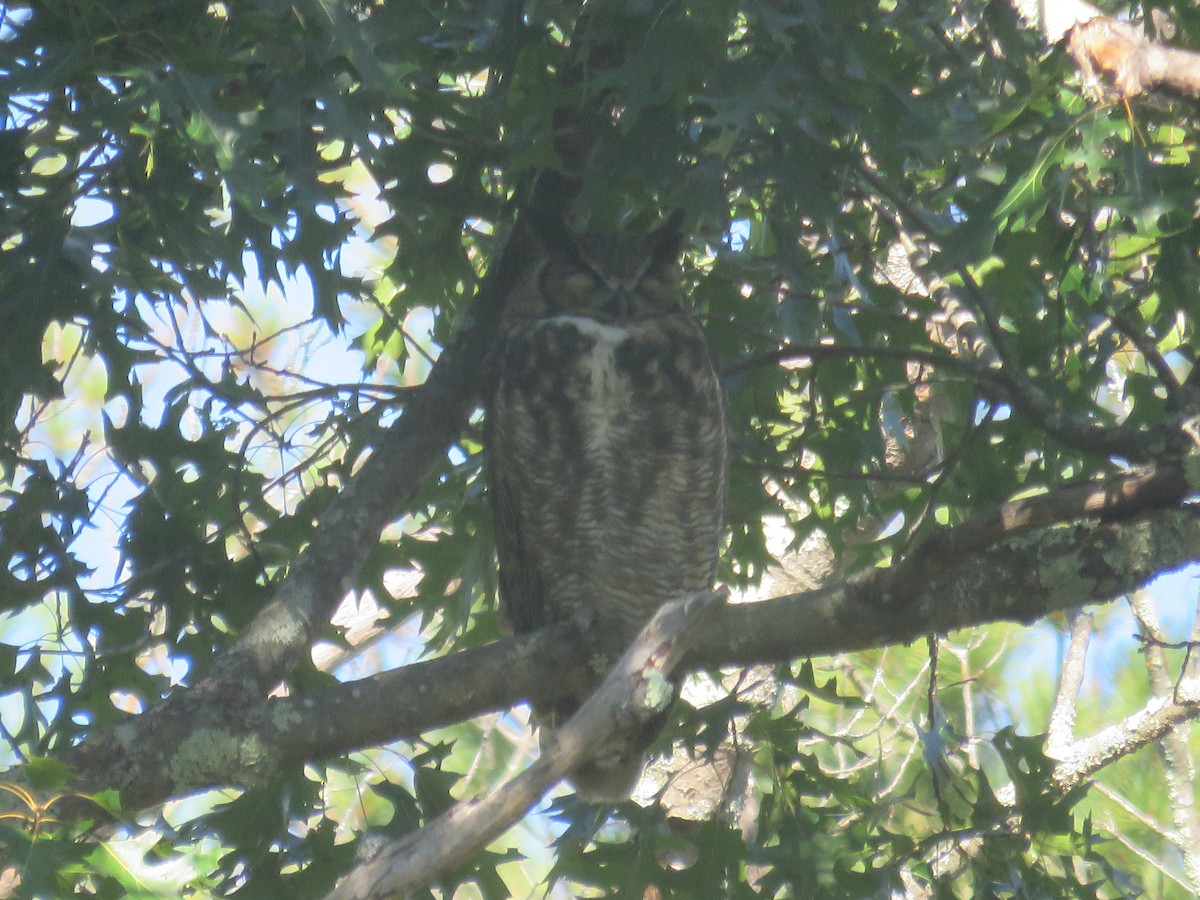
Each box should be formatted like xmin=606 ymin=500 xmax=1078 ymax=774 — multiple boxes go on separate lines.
xmin=3 ymin=0 xmax=1200 ymax=896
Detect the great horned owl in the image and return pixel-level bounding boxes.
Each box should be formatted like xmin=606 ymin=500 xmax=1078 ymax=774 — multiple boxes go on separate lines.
xmin=485 ymin=215 xmax=728 ymax=801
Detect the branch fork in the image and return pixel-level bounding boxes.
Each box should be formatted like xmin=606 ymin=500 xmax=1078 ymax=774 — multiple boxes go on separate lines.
xmin=328 ymin=588 xmax=726 ymax=899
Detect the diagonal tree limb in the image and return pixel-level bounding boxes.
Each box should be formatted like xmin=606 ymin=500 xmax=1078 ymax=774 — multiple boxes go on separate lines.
xmin=328 ymin=589 xmax=726 ymax=900
xmin=131 ymin=0 xmax=612 ymax=702
xmin=206 ymin=250 xmax=519 ymax=694
xmin=865 ymin=186 xmax=1183 ymax=461
xmin=1046 ymin=677 xmax=1200 ymax=795
xmin=40 ymin=2 xmax=634 ymax=811
xmin=915 ymin=604 xmax=1200 ymax=887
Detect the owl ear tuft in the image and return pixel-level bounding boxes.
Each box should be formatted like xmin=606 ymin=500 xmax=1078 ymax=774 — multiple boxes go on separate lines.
xmin=648 ymin=210 xmax=686 ymax=269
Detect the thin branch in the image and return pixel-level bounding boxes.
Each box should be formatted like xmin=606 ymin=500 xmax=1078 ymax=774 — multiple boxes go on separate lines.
xmin=1091 ymin=780 xmax=1176 ymax=837
xmin=1109 ymin=311 xmax=1185 ymax=410
xmin=890 ymin=227 xmax=1002 ymax=371
xmin=1050 ymin=678 xmax=1200 ymax=794
xmin=1185 ymin=593 xmax=1200 ymax=683
xmin=1129 ymin=590 xmax=1200 ymax=891
xmin=946 ymin=642 xmax=980 ymax=770
xmin=955 ymin=266 xmax=1176 ymax=460
xmin=746 ymin=460 xmax=932 ymax=486
xmin=838 ymin=654 xmax=927 ymax=745
xmin=1101 ymin=824 xmax=1196 ymax=895
xmin=864 ymin=171 xmax=1180 ymax=461
xmin=1046 ymin=609 xmax=1092 ymax=759
xmin=723 ymin=341 xmax=986 ymax=383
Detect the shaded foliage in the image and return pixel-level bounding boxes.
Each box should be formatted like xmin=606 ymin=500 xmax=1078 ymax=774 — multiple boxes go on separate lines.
xmin=1 ymin=0 xmax=1198 ymax=896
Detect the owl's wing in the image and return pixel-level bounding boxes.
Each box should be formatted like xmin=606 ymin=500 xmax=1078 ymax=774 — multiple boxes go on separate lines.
xmin=485 ymin=424 xmax=546 ymax=635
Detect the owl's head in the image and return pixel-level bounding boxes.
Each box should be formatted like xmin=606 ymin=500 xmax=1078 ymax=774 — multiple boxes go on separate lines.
xmin=519 ymin=213 xmax=686 ymax=324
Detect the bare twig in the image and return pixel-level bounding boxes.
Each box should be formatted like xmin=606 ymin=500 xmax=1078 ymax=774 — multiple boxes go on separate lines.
xmin=1046 ymin=609 xmax=1092 ymax=759
xmin=1049 ymin=679 xmax=1200 ymax=794
xmin=1129 ymin=591 xmax=1200 ymax=891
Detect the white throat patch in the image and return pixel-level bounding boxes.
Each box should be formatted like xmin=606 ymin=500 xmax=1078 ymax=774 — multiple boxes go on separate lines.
xmin=545 ymin=315 xmax=634 ymax=399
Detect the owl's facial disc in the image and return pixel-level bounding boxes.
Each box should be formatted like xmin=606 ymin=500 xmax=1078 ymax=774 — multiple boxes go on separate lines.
xmin=531 ymin=229 xmax=684 ymax=324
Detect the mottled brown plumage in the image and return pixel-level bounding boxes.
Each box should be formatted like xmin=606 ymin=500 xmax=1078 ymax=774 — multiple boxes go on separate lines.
xmin=485 ymin=217 xmax=727 ymax=801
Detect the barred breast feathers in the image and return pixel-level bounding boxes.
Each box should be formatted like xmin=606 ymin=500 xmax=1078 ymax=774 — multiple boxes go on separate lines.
xmin=542 ymin=315 xmax=631 ymax=404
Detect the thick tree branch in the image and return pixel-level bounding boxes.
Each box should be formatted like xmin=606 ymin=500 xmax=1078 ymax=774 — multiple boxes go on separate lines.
xmin=877 ymin=460 xmax=1186 ymax=592
xmin=711 ymin=508 xmax=1198 ymax=670
xmin=329 ymin=590 xmax=724 ymax=900
xmin=51 ymin=462 xmax=1198 ymax=811
xmin=95 ymin=0 xmax=615 ymax=710
xmin=41 ymin=253 xmax=521 ymax=817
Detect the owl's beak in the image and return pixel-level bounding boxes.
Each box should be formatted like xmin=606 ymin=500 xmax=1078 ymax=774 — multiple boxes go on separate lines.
xmin=605 ymin=289 xmax=637 ymax=323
